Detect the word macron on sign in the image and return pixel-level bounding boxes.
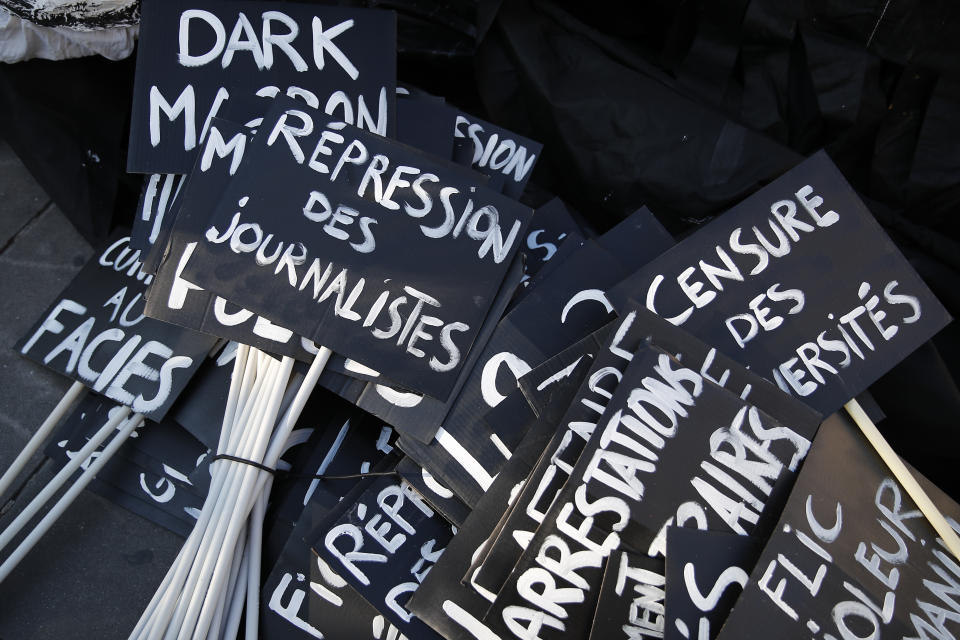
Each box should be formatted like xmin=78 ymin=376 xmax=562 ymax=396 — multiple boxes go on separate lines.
xmin=129 ymin=0 xmax=396 ymax=173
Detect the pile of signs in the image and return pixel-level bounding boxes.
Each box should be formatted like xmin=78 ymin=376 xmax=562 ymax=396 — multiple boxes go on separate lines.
xmin=1 ymin=1 xmax=958 ymax=639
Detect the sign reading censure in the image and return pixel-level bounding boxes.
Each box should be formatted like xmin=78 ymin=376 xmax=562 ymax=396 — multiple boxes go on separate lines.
xmin=16 ymin=232 xmax=217 ymax=421
xmin=181 ymin=100 xmax=533 ymax=401
xmin=608 ymin=151 xmax=951 ymax=415
xmin=128 ymin=0 xmax=396 ymax=173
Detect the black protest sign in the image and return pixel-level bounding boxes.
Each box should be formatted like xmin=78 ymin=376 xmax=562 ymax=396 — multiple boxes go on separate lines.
xmin=321 ymin=254 xmax=524 ymax=445
xmin=717 ymin=412 xmax=960 ymax=640
xmin=16 ymin=232 xmax=217 ymax=421
xmin=266 ymin=548 xmax=389 ymax=640
xmin=452 ymin=110 xmax=542 ymax=198
xmin=475 ymin=302 xmax=820 ymax=609
xmin=144 ymin=119 xmax=320 ymax=363
xmin=45 ymin=393 xmax=207 ymax=537
xmin=396 ymin=456 xmax=471 ymax=528
xmin=397 ymin=96 xmax=459 ymax=160
xmin=462 ymin=327 xmax=614 ymax=593
xmin=664 ymin=528 xmax=762 ymax=640
xmin=128 ymin=0 xmax=396 ymax=173
xmin=180 ymin=102 xmax=532 ymax=400
xmin=482 ymin=315 xmax=823 ymax=640
xmin=468 ymin=313 xmax=647 ymax=600
xmin=131 ymin=173 xmax=186 ymax=254
xmin=573 ymin=343 xmax=817 ymax=557
xmin=396 ymin=218 xmax=673 ymax=508
xmin=588 ymin=550 xmax=665 ymax=640
xmin=311 ymin=474 xmax=455 ymax=639
xmin=261 ymin=468 xmax=406 ymax=640
xmin=406 ymin=390 xmax=572 ymax=640
xmin=609 ymin=151 xmax=951 ymax=416
xmin=515 ymin=197 xmax=581 ymax=294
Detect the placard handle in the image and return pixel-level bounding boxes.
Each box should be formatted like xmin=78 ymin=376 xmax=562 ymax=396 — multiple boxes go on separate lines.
xmin=845 ymin=398 xmax=960 ymax=562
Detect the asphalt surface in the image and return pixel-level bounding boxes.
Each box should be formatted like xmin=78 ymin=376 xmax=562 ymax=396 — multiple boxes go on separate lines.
xmin=0 ymin=138 xmax=182 ymax=640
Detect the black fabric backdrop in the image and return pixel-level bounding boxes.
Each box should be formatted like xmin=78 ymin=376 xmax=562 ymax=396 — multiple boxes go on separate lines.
xmin=1 ymin=0 xmax=957 ymax=497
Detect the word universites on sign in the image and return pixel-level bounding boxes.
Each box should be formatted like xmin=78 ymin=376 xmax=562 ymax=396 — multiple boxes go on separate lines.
xmin=610 ymin=151 xmax=951 ymax=416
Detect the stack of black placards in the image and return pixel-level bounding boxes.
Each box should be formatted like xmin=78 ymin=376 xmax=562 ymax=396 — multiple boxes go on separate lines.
xmin=3 ymin=2 xmax=958 ymax=639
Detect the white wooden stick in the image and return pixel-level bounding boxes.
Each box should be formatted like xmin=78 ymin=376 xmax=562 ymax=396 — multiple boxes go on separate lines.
xmin=0 ymin=380 xmax=86 ymax=499
xmin=244 ymin=486 xmax=269 ymax=639
xmin=0 ymin=412 xmax=143 ymax=583
xmin=845 ymin=398 xmax=960 ymax=562
xmin=161 ymin=352 xmax=283 ymax=640
xmin=137 ymin=346 xmax=331 ymax=639
xmin=132 ymin=346 xmax=251 ymax=640
xmin=260 ymin=348 xmax=333 ymax=475
xmin=208 ymin=521 xmax=247 ymax=639
xmin=0 ymin=405 xmax=133 ymax=555
xmin=187 ymin=356 xmax=294 ymax=640
xmin=162 ymin=356 xmax=284 ymax=640
xmin=218 ymin=344 xmax=250 ymax=455
xmin=221 ymin=538 xmax=250 ymax=640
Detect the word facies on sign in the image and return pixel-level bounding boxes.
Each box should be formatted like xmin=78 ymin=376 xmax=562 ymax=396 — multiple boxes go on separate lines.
xmin=16 ymin=232 xmax=217 ymax=420
xmin=129 ymin=0 xmax=397 ymax=173
xmin=181 ymin=101 xmax=532 ymax=400
xmin=609 ymin=151 xmax=951 ymax=415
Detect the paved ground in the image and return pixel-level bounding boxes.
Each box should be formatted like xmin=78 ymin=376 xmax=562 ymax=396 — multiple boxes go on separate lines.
xmin=0 ymin=139 xmax=181 ymax=639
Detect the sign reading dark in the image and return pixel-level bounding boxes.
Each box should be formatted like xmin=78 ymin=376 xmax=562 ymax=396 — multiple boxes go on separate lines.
xmin=129 ymin=0 xmax=397 ymax=173
xmin=16 ymin=231 xmax=217 ymax=420
xmin=180 ymin=101 xmax=532 ymax=400
xmin=609 ymin=151 xmax=951 ymax=415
